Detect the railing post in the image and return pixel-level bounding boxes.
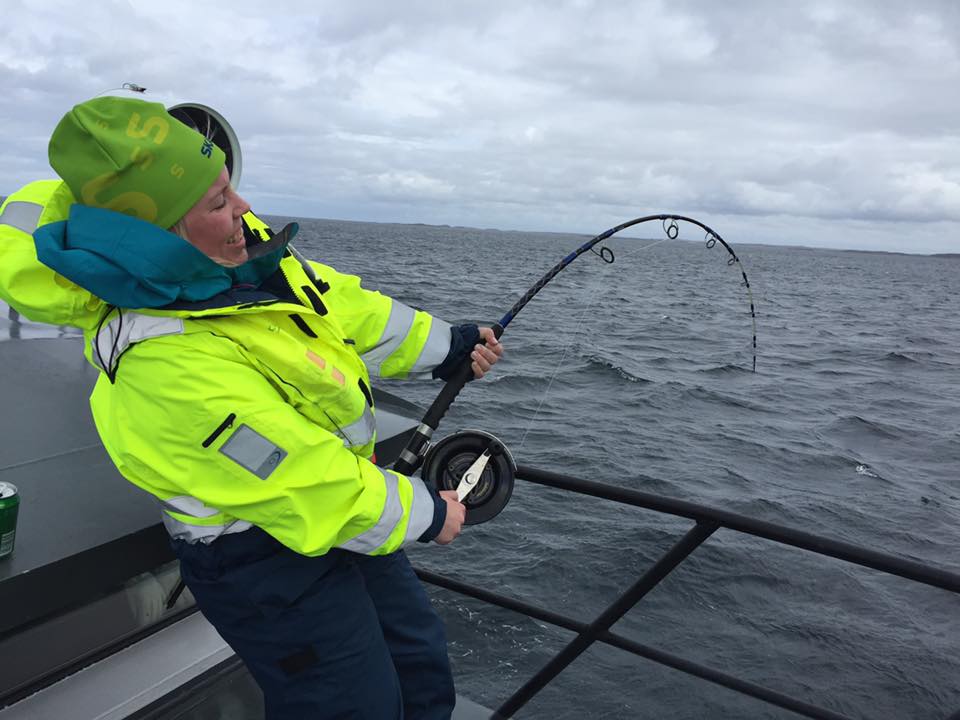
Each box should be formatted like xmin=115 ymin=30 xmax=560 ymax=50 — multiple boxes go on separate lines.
xmin=493 ymin=520 xmax=719 ymax=719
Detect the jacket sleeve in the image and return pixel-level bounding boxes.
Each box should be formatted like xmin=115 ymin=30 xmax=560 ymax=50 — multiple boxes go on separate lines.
xmin=305 ymin=260 xmax=453 ymax=379
xmin=0 ymin=181 xmax=106 ymax=331
xmin=91 ymin=333 xmax=443 ymax=556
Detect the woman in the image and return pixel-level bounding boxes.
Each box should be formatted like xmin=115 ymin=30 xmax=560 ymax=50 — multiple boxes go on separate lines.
xmin=0 ymin=96 xmax=502 ymax=719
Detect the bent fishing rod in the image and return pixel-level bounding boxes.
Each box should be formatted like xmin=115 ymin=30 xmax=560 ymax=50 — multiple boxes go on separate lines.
xmin=394 ymin=214 xmax=757 ymax=490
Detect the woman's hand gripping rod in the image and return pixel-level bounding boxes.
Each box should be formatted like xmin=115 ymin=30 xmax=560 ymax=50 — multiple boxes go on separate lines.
xmin=393 ymin=324 xmax=504 ymax=476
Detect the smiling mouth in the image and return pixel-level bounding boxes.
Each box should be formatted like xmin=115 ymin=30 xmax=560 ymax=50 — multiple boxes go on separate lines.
xmin=225 ymin=226 xmax=244 ymax=246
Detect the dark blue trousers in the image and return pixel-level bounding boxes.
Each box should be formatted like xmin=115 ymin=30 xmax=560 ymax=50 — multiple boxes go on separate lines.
xmin=172 ymin=527 xmax=455 ymax=719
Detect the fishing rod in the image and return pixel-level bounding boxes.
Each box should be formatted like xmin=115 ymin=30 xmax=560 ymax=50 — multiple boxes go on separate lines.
xmin=118 ymin=90 xmax=756 ymax=500
xmin=141 ymin=92 xmax=756 ymax=511
xmin=397 ymin=214 xmax=758 ymax=524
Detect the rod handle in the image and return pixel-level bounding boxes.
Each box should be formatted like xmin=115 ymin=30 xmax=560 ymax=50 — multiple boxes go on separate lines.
xmin=422 ymin=323 xmax=503 ymax=429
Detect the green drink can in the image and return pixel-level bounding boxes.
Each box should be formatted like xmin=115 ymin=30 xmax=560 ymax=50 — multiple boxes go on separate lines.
xmin=0 ymin=482 xmax=20 ymax=559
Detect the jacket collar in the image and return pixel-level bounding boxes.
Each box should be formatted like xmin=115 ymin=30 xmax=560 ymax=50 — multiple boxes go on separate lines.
xmin=33 ymin=204 xmax=294 ymax=310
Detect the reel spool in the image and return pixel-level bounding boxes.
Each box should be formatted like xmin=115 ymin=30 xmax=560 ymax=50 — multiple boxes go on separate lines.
xmin=420 ymin=430 xmax=516 ymax=525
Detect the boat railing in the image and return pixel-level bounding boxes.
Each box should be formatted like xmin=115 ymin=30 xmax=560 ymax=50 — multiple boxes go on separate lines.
xmin=414 ymin=464 xmax=960 ymax=720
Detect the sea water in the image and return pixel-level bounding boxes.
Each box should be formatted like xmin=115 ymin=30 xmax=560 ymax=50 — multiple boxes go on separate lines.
xmin=287 ymin=217 xmax=959 ymax=720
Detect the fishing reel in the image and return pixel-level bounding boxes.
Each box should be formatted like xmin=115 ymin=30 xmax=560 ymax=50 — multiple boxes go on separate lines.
xmin=420 ymin=430 xmax=516 ymax=525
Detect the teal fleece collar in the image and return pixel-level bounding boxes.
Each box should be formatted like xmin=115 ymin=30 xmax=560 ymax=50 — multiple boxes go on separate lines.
xmin=33 ymin=205 xmax=292 ymax=309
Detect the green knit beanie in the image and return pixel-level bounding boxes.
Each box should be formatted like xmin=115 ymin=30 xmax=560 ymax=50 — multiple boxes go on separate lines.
xmin=48 ymin=96 xmax=226 ymax=229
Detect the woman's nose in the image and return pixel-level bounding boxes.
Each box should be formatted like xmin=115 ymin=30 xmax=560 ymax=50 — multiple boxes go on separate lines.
xmin=235 ymin=194 xmax=251 ymax=216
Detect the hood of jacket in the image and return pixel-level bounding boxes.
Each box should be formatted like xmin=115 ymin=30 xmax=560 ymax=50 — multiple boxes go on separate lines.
xmin=33 ymin=204 xmax=291 ymax=310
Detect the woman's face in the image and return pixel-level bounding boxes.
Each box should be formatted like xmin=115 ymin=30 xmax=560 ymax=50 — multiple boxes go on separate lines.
xmin=178 ymin=168 xmax=251 ymax=267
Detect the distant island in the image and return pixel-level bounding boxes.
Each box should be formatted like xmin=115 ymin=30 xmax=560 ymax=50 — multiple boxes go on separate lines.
xmin=262 ymin=213 xmax=960 ymax=257
xmin=2 ymin=194 xmax=956 ymax=257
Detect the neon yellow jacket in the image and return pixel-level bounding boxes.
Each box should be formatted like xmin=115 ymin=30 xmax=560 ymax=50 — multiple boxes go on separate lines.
xmin=0 ymin=180 xmax=452 ymax=556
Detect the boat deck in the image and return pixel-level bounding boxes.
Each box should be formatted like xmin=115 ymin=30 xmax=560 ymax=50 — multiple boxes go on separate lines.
xmin=0 ymin=313 xmax=487 ymax=719
xmin=0 ymin=611 xmax=492 ymax=720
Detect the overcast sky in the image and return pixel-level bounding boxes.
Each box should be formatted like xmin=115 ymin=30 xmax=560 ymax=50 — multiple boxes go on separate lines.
xmin=2 ymin=1 xmax=959 ymax=253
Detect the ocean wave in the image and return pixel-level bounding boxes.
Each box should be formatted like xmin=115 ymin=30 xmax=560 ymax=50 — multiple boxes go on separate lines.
xmin=581 ymin=354 xmax=651 ymax=384
xmin=883 ymin=351 xmax=921 ymax=364
xmin=717 ymin=434 xmax=882 ymax=480
xmin=682 ymin=385 xmax=769 ymax=412
xmin=718 ymin=465 xmax=753 ymax=485
xmin=480 ymin=372 xmax=546 ymax=393
xmin=696 ymin=363 xmax=753 ymax=376
xmin=727 ymin=496 xmax=801 ymax=523
xmin=814 ymin=367 xmax=863 ymax=377
xmin=822 ymin=414 xmax=905 ymax=440
xmin=905 ymin=334 xmax=946 ymax=346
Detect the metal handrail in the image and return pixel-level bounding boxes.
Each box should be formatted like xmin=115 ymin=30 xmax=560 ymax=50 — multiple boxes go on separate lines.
xmin=415 ymin=464 xmax=960 ymax=719
xmin=516 ymin=465 xmax=960 ymax=594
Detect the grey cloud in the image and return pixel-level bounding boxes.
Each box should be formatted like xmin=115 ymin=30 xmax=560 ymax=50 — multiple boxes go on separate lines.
xmin=1 ymin=0 xmax=959 ymax=252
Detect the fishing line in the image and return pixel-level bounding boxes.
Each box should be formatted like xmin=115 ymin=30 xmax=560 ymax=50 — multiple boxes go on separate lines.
xmin=514 ymin=270 xmax=604 ymax=457
xmin=394 ymin=214 xmax=758 ymax=476
xmin=515 ymin=236 xmax=672 ymax=456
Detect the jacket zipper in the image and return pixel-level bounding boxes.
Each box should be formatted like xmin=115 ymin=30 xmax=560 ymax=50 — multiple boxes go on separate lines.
xmin=202 ymin=413 xmax=236 ymax=448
